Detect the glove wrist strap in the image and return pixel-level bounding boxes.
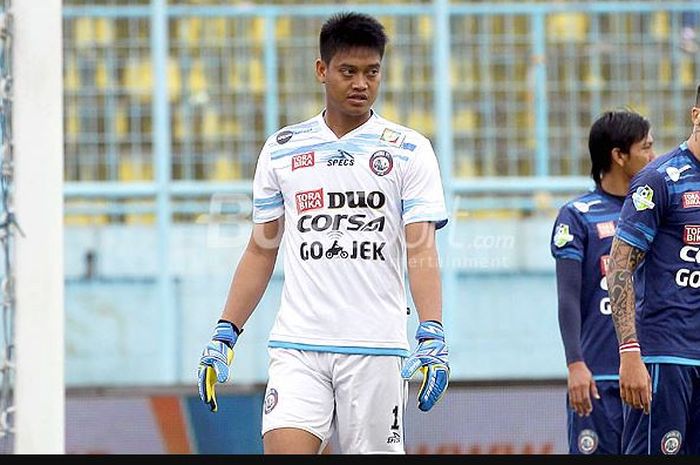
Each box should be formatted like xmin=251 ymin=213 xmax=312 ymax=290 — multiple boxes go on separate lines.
xmin=213 ymin=320 xmax=240 ymax=348
xmin=415 ymin=320 xmax=445 ymax=342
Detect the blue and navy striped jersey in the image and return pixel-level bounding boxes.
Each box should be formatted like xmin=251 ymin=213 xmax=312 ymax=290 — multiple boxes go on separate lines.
xmin=616 ymin=142 xmax=700 ymax=365
xmin=551 ymin=187 xmax=624 ymax=377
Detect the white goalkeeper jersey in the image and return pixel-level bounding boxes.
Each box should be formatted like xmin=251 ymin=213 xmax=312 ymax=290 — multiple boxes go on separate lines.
xmin=252 ymin=110 xmax=448 ymax=356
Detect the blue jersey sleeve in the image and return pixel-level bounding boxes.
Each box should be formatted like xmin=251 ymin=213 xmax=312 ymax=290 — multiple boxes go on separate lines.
xmin=616 ymin=168 xmax=668 ymax=252
xmin=550 ymin=205 xmax=586 ymax=262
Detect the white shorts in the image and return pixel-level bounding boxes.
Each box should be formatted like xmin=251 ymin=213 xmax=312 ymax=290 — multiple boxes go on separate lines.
xmin=261 ymin=348 xmax=407 ymax=454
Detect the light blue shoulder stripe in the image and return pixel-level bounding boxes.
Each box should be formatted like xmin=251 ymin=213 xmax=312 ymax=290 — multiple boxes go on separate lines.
xmin=268 ymin=340 xmax=409 ymax=357
xmin=592 ymin=375 xmax=619 ymax=381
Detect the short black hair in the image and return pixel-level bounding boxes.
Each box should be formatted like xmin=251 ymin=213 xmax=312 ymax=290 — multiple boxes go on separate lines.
xmin=588 ymin=110 xmax=650 ymax=185
xmin=319 ymin=12 xmax=387 ymax=64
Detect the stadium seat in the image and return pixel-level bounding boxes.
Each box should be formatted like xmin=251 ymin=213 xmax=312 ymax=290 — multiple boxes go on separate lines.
xmin=547 ymin=12 xmax=587 ymax=43
xmin=209 ymin=154 xmax=241 ymax=181
xmin=94 ymin=18 xmax=115 ymax=46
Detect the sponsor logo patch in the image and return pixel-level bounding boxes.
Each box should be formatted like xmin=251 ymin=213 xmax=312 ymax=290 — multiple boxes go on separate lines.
xmin=578 ymin=429 xmax=598 ymax=455
xmin=596 ymin=221 xmax=616 ymax=239
xmin=661 ymin=430 xmax=682 ymax=455
xmin=666 ymin=165 xmax=691 ymax=182
xmin=682 ymin=191 xmax=700 ymax=208
xmin=599 ymin=255 xmax=610 ymax=276
xmin=295 ymin=188 xmax=324 ymax=214
xmin=369 ymin=150 xmax=393 ymax=176
xmin=380 ymin=128 xmax=405 ymax=147
xmin=276 ymin=130 xmax=293 ymax=145
xmin=632 ymin=185 xmax=655 ymax=211
xmin=553 ymin=223 xmax=574 ymax=248
xmin=291 ymin=151 xmax=315 ymax=171
xmin=684 ymin=225 xmax=700 ymax=245
xmin=401 ymin=142 xmax=416 ymax=151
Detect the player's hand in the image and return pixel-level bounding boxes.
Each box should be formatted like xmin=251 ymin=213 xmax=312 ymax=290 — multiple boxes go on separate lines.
xmin=401 ymin=320 xmax=449 ymax=412
xmin=567 ymin=361 xmax=599 ymax=417
xmin=619 ymin=351 xmax=652 ymax=414
xmin=197 ymin=320 xmax=239 ymax=412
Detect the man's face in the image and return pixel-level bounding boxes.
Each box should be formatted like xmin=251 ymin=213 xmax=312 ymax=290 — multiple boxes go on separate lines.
xmin=623 ymin=132 xmax=655 ymax=178
xmin=316 ymin=47 xmax=382 ymax=118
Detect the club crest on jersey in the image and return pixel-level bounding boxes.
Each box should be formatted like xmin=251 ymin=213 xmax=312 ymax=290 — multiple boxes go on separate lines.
xmin=295 ymin=188 xmax=324 ymax=214
xmin=596 ymin=221 xmax=616 ymax=239
xmin=682 ymin=191 xmax=700 ymax=208
xmin=578 ymin=429 xmax=598 ymax=454
xmin=369 ymin=150 xmax=393 ymax=176
xmin=380 ymin=128 xmax=405 ymax=147
xmin=264 ymin=388 xmax=278 ymax=414
xmin=553 ymin=223 xmax=574 ymax=248
xmin=661 ymin=430 xmax=682 ymax=455
xmin=666 ymin=165 xmax=691 ymax=182
xmin=291 ymin=151 xmax=315 ymax=171
xmin=632 ymin=185 xmax=655 ymax=211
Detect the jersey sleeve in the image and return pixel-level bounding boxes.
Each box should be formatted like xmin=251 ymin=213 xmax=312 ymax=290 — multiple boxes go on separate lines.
xmin=550 ymin=205 xmax=586 ymax=262
xmin=615 ymin=167 xmax=668 ymax=252
xmin=400 ymin=136 xmax=448 ymax=229
xmin=251 ymin=142 xmax=284 ymax=223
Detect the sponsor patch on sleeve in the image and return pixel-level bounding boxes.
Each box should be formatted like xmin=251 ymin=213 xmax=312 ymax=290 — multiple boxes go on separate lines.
xmin=380 ymin=128 xmax=405 ymax=147
xmin=553 ymin=223 xmax=574 ymax=248
xmin=632 ymin=185 xmax=655 ymax=211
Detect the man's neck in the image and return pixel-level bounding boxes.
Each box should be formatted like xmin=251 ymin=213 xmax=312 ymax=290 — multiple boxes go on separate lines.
xmin=600 ymin=172 xmax=629 ymax=197
xmin=323 ymin=109 xmax=371 ymax=138
xmin=686 ymin=131 xmax=700 ymax=162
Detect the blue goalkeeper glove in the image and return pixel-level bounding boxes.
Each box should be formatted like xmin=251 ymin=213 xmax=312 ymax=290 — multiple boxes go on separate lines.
xmin=401 ymin=320 xmax=449 ymax=412
xmin=197 ymin=320 xmax=240 ymax=412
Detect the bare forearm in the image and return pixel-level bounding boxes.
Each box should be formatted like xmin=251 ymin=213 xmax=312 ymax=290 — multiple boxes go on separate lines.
xmin=221 ymin=246 xmax=278 ymax=327
xmin=606 ymin=238 xmax=645 ymax=344
xmin=406 ymin=222 xmax=442 ymax=322
xmin=220 ymin=220 xmax=282 ymax=328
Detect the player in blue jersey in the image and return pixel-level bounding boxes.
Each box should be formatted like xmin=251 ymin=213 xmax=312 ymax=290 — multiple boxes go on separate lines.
xmin=608 ymin=87 xmax=700 ymax=455
xmin=551 ymin=110 xmax=654 ymax=454
xmin=195 ymin=12 xmax=449 ymax=454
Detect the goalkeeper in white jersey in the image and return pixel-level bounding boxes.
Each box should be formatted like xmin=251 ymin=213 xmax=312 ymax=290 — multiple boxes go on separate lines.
xmin=197 ymin=12 xmax=449 ymax=454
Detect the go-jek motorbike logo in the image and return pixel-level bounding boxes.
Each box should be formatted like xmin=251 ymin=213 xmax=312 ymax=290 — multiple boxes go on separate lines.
xmin=295 ymin=189 xmax=387 ymax=261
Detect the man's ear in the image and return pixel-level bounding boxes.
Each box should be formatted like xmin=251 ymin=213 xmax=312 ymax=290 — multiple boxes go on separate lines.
xmin=315 ymin=58 xmax=326 ymax=84
xmin=611 ymin=147 xmax=626 ymax=167
xmin=692 ymin=106 xmax=700 ymax=126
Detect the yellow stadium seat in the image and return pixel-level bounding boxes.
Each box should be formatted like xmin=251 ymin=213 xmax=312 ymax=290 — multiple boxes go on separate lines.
xmin=73 ymin=18 xmax=95 ymax=49
xmin=222 ymin=116 xmax=242 ymax=137
xmin=456 ymin=156 xmax=477 ymax=178
xmin=94 ymin=18 xmax=115 ymax=45
xmin=65 ymin=58 xmax=80 ymax=91
xmin=172 ymin=108 xmax=185 ymax=140
xmin=681 ymin=56 xmax=694 ymax=86
xmin=453 ymin=108 xmax=477 ymax=134
xmin=167 ymin=57 xmax=182 ymax=102
xmin=658 ymin=56 xmax=671 ymax=85
xmin=95 ymin=60 xmax=110 ymax=90
xmin=203 ymin=17 xmax=227 ymax=46
xmin=65 ymin=105 xmax=79 ymax=141
xmin=407 ymin=109 xmax=434 ymax=135
xmin=276 ymin=17 xmax=291 ymax=40
xmin=388 ymin=57 xmax=404 ymax=91
xmin=123 ymin=58 xmax=153 ymax=102
xmin=251 ymin=17 xmax=265 ymax=46
xmin=178 ymin=17 xmax=202 ymax=47
xmin=651 ymin=12 xmax=670 ymax=41
xmin=209 ymin=154 xmax=241 ymax=181
xmin=202 ymin=108 xmax=221 ymax=139
xmin=547 ymin=13 xmax=587 ymax=43
xmin=418 ymin=15 xmax=432 ymax=41
xmin=188 ymin=58 xmax=208 ymax=96
xmin=249 ymin=57 xmax=265 ymax=94
xmin=114 ymin=104 xmax=128 ymax=138
xmin=227 ymin=61 xmax=243 ymax=92
xmin=378 ymin=101 xmax=398 ymax=123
